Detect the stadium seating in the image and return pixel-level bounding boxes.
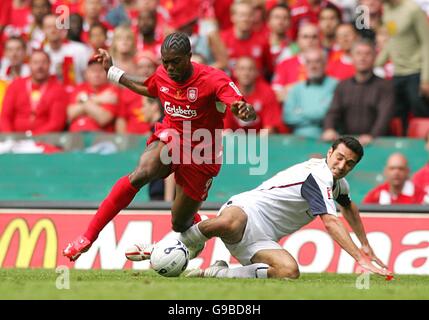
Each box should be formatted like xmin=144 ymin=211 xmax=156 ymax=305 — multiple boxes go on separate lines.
xmin=0 ymin=133 xmax=426 ymax=204
xmin=407 ymin=118 xmax=429 ymax=138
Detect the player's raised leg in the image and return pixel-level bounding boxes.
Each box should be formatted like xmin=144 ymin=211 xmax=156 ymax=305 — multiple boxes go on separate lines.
xmin=126 ymin=183 xmax=205 ymax=261
xmin=63 ymin=140 xmax=171 ymax=261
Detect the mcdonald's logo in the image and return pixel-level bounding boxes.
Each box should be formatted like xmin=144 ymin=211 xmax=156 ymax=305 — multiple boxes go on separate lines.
xmin=0 ymin=218 xmax=57 ymax=268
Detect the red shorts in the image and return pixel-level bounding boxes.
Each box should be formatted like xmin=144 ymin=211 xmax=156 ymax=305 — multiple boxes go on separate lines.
xmin=147 ymin=123 xmax=221 ymax=202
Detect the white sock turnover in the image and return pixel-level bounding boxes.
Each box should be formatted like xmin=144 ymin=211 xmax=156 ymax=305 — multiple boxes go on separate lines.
xmin=178 ymin=222 xmax=209 ymax=248
xmin=216 ymin=263 xmax=269 ymax=279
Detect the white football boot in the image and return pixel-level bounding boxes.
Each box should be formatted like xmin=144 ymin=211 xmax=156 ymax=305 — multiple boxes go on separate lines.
xmin=186 ymin=260 xmax=229 ymax=278
xmin=125 ymin=243 xmax=154 ymax=261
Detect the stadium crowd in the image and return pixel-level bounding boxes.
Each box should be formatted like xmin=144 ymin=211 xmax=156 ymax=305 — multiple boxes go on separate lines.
xmin=0 ymin=0 xmax=429 ymax=203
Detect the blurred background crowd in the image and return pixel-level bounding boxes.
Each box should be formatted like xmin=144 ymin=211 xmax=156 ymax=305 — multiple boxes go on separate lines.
xmin=0 ymin=0 xmax=428 ymax=204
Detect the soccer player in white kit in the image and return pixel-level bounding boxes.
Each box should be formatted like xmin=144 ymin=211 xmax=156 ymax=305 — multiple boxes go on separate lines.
xmin=183 ymin=136 xmax=393 ymax=279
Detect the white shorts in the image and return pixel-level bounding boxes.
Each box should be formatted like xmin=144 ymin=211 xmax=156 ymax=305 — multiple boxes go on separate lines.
xmin=218 ymin=196 xmax=283 ymax=266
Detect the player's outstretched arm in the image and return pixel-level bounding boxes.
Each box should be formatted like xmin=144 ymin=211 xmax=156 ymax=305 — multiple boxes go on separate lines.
xmin=95 ymin=48 xmax=155 ymax=97
xmin=320 ymin=213 xmax=391 ymax=277
xmin=231 ymin=101 xmax=256 ymax=122
xmin=339 ymin=201 xmax=389 ymax=269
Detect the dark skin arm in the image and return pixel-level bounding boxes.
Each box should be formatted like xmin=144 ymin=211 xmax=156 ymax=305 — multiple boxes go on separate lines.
xmin=96 ymin=48 xmax=255 ymax=121
xmin=95 ymin=48 xmax=155 ymax=97
xmin=231 ymin=100 xmax=256 ymax=122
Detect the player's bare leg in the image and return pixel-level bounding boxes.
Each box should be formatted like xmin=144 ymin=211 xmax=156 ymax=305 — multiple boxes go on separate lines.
xmin=63 ymin=140 xmax=171 ymax=261
xmin=251 ymin=249 xmax=300 ymax=279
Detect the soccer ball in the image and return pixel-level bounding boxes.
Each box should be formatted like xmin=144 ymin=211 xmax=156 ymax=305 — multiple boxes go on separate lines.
xmin=150 ymin=239 xmax=190 ymax=277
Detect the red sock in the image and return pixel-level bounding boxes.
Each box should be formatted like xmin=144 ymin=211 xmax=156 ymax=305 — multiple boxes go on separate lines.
xmin=193 ymin=213 xmax=202 ymax=224
xmin=84 ymin=176 xmax=139 ymax=242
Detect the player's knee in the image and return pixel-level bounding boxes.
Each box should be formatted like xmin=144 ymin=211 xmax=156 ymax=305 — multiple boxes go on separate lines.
xmin=270 ymin=264 xmax=300 ymax=279
xmin=130 ymin=159 xmax=159 ymax=186
xmin=217 ymin=215 xmax=245 ymax=238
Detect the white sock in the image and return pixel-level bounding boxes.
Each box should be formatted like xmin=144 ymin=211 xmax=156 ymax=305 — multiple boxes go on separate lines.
xmin=178 ymin=223 xmax=209 ymax=248
xmin=216 ymin=263 xmax=269 ymax=279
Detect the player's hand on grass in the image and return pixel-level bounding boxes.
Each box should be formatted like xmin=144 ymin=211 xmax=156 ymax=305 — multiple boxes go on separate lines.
xmin=357 ymin=255 xmax=393 ymax=277
xmin=95 ymin=48 xmax=113 ymax=73
xmin=231 ymin=101 xmax=256 ymax=121
xmin=360 ymin=244 xmax=388 ymax=269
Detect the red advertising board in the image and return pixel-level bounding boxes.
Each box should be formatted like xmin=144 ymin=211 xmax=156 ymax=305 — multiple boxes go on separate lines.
xmin=1 ymin=209 xmax=428 ymax=274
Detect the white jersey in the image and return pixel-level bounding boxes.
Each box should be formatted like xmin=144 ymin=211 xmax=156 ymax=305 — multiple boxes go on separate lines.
xmin=44 ymin=41 xmax=92 ymax=85
xmin=229 ymin=158 xmax=351 ymax=241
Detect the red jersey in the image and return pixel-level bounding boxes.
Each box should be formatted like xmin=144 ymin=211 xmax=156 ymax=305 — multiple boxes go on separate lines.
xmin=412 ymin=163 xmax=429 ymax=196
xmin=221 ymin=28 xmax=273 ymax=76
xmin=68 ymin=83 xmax=120 ymax=132
xmin=0 ymin=76 xmax=67 ymax=134
xmin=326 ymin=53 xmax=355 ymax=80
xmin=213 ymin=0 xmax=234 ymax=31
xmin=272 ymin=55 xmax=307 ymax=89
xmin=362 ymin=181 xmax=426 ymax=205
xmin=118 ymin=89 xmax=153 ymax=134
xmin=144 ymin=62 xmax=244 ymax=171
xmin=223 ymin=78 xmax=282 ymax=132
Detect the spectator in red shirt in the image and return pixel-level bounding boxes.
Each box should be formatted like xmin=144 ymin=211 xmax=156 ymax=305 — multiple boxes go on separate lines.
xmin=67 ymin=13 xmax=84 ymax=43
xmin=67 ymin=58 xmax=120 ymax=132
xmin=0 ymin=36 xmax=30 ymax=82
xmin=42 ymin=14 xmax=92 ymax=90
xmin=80 ymin=0 xmax=113 ymax=44
xmin=136 ymin=9 xmax=163 ymax=62
xmin=319 ymin=3 xmax=342 ymax=52
xmin=272 ymin=23 xmax=320 ymax=102
xmin=221 ymin=1 xmax=273 ymax=78
xmin=290 ymin=0 xmax=334 ymax=40
xmin=213 ymin=0 xmax=234 ymax=31
xmin=224 ymin=56 xmax=282 ymax=133
xmin=88 ymin=23 xmax=109 ymax=55
xmin=267 ymin=4 xmax=293 ymax=66
xmin=326 ymin=23 xmax=358 ymax=80
xmin=116 ymin=51 xmax=159 ymax=134
xmin=412 ymin=131 xmax=429 ymax=201
xmin=26 ymin=0 xmax=52 ymax=51
xmin=170 ymin=1 xmax=228 ymax=70
xmin=0 ymin=50 xmax=68 ymax=134
xmin=363 ymin=153 xmax=426 ymax=204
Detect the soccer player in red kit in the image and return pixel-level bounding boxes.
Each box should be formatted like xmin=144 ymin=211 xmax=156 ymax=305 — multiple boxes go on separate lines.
xmin=63 ymin=32 xmax=256 ymax=262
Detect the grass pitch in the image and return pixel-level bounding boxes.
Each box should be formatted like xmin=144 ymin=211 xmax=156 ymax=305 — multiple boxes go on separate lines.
xmin=0 ymin=269 xmax=428 ymax=300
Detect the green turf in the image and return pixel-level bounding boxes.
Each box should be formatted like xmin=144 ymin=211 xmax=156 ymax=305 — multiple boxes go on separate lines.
xmin=0 ymin=269 xmax=428 ymax=300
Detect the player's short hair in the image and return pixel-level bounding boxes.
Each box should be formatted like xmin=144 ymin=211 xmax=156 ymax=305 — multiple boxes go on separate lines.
xmin=161 ymin=32 xmax=191 ymax=55
xmin=331 ymin=136 xmax=364 ymax=163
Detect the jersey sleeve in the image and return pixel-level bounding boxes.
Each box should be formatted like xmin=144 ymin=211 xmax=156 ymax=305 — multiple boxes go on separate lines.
xmin=213 ymin=71 xmax=244 ymax=107
xmin=335 ymin=178 xmax=352 ymax=207
xmin=143 ymin=72 xmax=159 ymax=97
xmin=301 ymin=172 xmax=337 ymax=216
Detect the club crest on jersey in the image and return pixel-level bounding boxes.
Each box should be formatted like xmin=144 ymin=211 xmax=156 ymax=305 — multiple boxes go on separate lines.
xmin=160 ymin=86 xmax=169 ymax=93
xmin=187 ymin=87 xmax=198 ymax=102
